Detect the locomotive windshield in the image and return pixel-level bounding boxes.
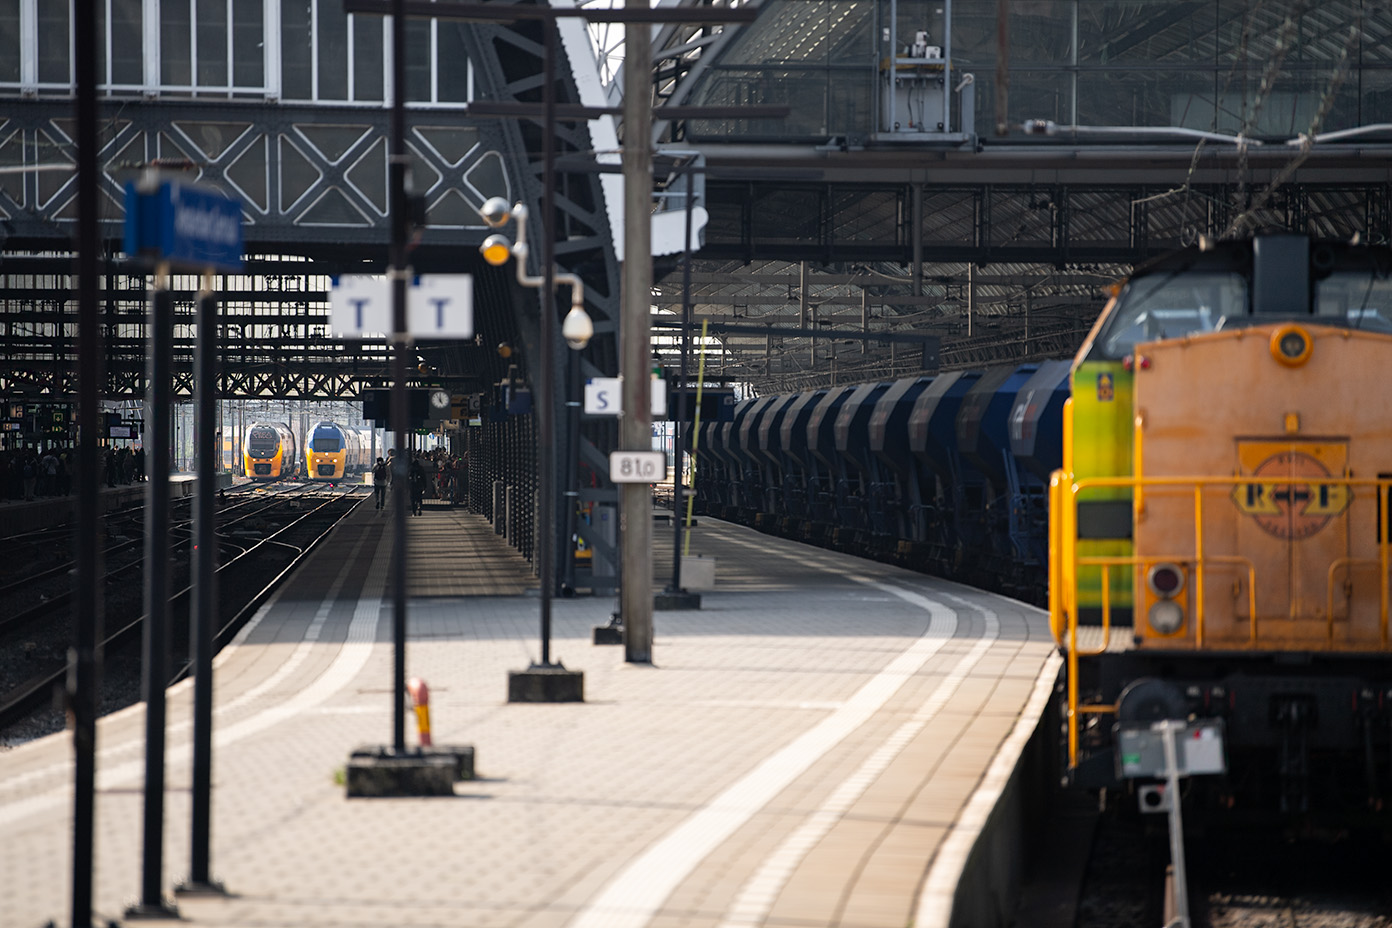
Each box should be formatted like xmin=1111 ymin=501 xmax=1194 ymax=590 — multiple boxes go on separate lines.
xmin=1095 ymin=271 xmax=1246 ymax=360
xmin=312 ymin=436 xmax=341 ymax=451
xmin=1088 ymin=240 xmax=1392 ymax=362
xmin=1315 ymin=270 xmax=1392 ymax=332
xmin=247 ymin=427 xmax=279 ymax=454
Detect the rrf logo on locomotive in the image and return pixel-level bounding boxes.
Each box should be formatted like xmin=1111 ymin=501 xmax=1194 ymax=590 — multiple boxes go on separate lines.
xmin=1232 ymin=441 xmax=1351 ymax=540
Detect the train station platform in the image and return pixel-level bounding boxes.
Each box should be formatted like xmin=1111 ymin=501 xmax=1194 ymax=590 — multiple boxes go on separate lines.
xmin=0 ymin=493 xmax=1062 ymax=928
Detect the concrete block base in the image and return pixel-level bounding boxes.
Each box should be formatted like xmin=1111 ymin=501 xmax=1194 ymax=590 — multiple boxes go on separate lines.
xmin=655 ymin=590 xmax=702 ymax=610
xmin=593 ymin=622 xmax=623 ymax=645
xmin=123 ymin=901 xmax=181 ymax=920
xmin=680 ymin=556 xmax=716 ymax=590
xmin=508 ymin=663 xmax=584 ymax=702
xmin=346 ymin=744 xmax=475 ymax=797
xmin=173 ymin=878 xmax=229 ymax=898
xmin=412 ymin=744 xmax=476 ymax=780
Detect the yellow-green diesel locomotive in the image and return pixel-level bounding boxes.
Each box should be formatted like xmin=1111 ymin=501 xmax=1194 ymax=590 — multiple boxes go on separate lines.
xmin=1051 ymin=234 xmax=1392 ymax=818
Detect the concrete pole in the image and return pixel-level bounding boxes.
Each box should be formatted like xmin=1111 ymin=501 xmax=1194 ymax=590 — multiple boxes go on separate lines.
xmin=620 ymin=9 xmax=653 ymax=663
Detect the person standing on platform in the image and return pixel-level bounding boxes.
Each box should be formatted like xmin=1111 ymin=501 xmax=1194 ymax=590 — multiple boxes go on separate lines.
xmin=21 ymin=451 xmax=38 ymax=500
xmin=372 ymin=456 xmax=388 ymax=509
xmin=59 ymin=449 xmax=73 ymax=495
xmin=409 ymin=454 xmax=425 ymax=516
xmin=39 ymin=448 xmax=58 ymax=497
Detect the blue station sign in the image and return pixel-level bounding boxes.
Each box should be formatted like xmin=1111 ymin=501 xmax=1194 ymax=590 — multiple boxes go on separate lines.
xmin=124 ymin=178 xmax=244 ymax=272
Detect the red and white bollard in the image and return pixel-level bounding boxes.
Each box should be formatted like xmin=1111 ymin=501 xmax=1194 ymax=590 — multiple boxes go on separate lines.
xmin=407 ymin=677 xmax=432 ymax=747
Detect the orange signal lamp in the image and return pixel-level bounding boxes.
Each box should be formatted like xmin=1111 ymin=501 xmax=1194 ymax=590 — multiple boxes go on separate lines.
xmin=480 ymin=234 xmax=512 ymax=267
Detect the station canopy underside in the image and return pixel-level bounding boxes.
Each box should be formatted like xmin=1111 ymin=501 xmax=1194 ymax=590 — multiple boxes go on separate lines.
xmin=642 ymin=0 xmax=1392 ymax=391
xmin=2 ymin=0 xmax=1391 ymax=399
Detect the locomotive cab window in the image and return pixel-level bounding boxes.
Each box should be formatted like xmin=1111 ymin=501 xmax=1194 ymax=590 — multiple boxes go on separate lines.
xmin=1094 ymin=272 xmax=1246 ymax=360
xmin=247 ymin=430 xmax=278 ymax=453
xmin=1315 ymin=271 xmax=1392 ymax=333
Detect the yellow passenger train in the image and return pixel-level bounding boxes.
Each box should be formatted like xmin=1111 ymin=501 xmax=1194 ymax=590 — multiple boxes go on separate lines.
xmin=304 ymin=421 xmax=372 ymax=481
xmin=242 ymin=422 xmax=298 ymax=480
xmin=1051 ymin=234 xmax=1392 ymax=819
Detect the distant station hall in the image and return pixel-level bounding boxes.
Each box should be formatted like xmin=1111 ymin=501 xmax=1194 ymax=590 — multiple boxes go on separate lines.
xmin=3 ymin=2 xmax=1392 ymax=927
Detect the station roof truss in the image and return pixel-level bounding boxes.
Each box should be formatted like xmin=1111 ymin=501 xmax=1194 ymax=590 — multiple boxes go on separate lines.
xmin=0 ymin=17 xmax=622 ymax=410
xmin=631 ymin=0 xmax=1392 ymax=392
xmin=2 ymin=0 xmax=1392 ymax=401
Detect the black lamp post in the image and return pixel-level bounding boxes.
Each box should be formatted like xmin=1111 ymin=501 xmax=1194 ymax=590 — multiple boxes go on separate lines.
xmin=478 ymin=20 xmax=593 ymax=702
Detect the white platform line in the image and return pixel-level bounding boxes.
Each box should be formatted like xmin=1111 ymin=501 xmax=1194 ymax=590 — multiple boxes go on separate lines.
xmin=715 ymin=524 xmax=1061 ymax=928
xmin=914 ymin=648 xmax=1062 ymax=928
xmin=567 ymin=541 xmax=962 ymax=928
xmin=716 ymin=592 xmax=999 ymax=928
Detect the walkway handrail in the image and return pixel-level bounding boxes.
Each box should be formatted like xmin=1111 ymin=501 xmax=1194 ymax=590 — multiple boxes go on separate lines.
xmin=1051 ymin=470 xmax=1392 ymax=771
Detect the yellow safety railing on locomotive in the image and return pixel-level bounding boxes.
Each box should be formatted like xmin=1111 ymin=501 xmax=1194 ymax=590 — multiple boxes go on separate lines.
xmin=1050 ymin=469 xmax=1392 ymax=770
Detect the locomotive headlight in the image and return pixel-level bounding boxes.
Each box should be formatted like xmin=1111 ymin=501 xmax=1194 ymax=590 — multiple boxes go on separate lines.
xmin=1270 ymin=324 xmax=1313 ymax=367
xmin=1146 ymin=562 xmax=1186 ymax=598
xmin=1148 ymin=599 xmax=1185 ymax=636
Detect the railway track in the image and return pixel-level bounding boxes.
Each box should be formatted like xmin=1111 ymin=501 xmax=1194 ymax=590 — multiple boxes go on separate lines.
xmin=0 ymin=481 xmax=328 ymax=638
xmin=0 ymin=484 xmax=369 ymax=742
xmin=1188 ymin=828 xmax=1392 ymax=928
xmin=1015 ymin=787 xmax=1392 ymax=928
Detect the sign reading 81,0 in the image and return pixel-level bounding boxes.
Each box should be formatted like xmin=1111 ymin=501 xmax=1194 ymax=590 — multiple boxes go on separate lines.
xmin=609 ymin=451 xmax=667 ymax=484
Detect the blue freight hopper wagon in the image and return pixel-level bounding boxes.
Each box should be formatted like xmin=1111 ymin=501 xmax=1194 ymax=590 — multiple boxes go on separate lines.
xmin=906 ymin=371 xmax=981 ymax=579
xmin=803 ymin=386 xmax=856 ymax=541
xmin=955 ymin=364 xmax=1044 ymax=589
xmin=777 ymin=390 xmax=827 ymax=529
xmin=866 ymin=376 xmax=936 ymax=552
xmin=830 ymin=381 xmax=892 ymax=546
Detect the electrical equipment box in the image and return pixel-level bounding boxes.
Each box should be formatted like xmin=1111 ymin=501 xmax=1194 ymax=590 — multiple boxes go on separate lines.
xmin=1115 ymin=719 xmax=1227 ymax=779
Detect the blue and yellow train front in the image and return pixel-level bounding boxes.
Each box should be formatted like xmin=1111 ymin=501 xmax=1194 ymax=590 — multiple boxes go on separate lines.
xmin=305 ymin=423 xmax=348 ymax=480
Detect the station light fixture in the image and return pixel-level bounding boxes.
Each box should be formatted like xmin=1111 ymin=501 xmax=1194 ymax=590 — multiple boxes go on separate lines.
xmin=562 ymin=301 xmax=594 ymax=350
xmin=479 ymin=196 xmax=512 ymax=229
xmin=475 ymin=195 xmax=593 ymax=352
xmin=480 ymin=234 xmax=513 ymax=267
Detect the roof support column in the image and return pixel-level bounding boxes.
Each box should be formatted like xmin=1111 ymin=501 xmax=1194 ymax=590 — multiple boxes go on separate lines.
xmin=620 ymin=7 xmax=654 ymax=664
